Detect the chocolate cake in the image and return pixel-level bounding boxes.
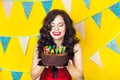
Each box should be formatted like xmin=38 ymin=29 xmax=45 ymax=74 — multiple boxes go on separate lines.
xmin=41 ymin=52 xmax=69 ymax=67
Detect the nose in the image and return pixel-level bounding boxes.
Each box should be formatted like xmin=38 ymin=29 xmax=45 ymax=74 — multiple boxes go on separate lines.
xmin=54 ymin=26 xmax=59 ymax=30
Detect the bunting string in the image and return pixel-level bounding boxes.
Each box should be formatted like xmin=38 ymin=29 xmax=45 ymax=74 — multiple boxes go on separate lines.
xmin=0 ymin=0 xmax=120 ymax=79
xmin=0 ymin=67 xmax=29 ymax=80
xmin=90 ymin=32 xmax=120 ymax=57
xmin=0 ymin=35 xmax=40 ymax=54
xmin=89 ymin=32 xmax=120 ymax=68
xmin=0 ymin=34 xmax=40 ymax=37
xmin=1 ymin=0 xmax=119 ymax=25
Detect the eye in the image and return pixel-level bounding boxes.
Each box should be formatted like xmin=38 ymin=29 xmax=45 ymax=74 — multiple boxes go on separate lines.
xmin=51 ymin=25 xmax=55 ymax=27
xmin=50 ymin=23 xmax=55 ymax=27
xmin=58 ymin=23 xmax=64 ymax=27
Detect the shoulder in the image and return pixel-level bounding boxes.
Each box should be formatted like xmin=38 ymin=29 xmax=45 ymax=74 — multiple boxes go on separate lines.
xmin=73 ymin=43 xmax=81 ymax=53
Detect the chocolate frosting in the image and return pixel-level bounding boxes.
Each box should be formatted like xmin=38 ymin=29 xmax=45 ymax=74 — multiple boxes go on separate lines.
xmin=41 ymin=53 xmax=69 ymax=67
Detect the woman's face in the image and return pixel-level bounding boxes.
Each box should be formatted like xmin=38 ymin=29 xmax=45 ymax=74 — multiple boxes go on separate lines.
xmin=50 ymin=15 xmax=66 ymax=41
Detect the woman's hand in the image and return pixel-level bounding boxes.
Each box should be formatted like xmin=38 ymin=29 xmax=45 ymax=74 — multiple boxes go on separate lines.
xmin=66 ymin=59 xmax=82 ymax=80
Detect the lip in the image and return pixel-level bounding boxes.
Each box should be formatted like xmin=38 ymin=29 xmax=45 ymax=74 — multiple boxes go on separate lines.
xmin=53 ymin=32 xmax=61 ymax=36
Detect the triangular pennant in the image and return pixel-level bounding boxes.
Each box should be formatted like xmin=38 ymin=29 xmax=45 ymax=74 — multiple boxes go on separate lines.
xmin=0 ymin=36 xmax=10 ymax=53
xmin=62 ymin=0 xmax=72 ymax=14
xmin=83 ymin=0 xmax=90 ymax=9
xmin=74 ymin=21 xmax=85 ymax=39
xmin=22 ymin=2 xmax=34 ymax=19
xmin=41 ymin=0 xmax=52 ymax=14
xmin=2 ymin=0 xmax=13 ymax=19
xmin=90 ymin=51 xmax=103 ymax=68
xmin=109 ymin=2 xmax=120 ymax=18
xmin=11 ymin=71 xmax=22 ymax=80
xmin=92 ymin=12 xmax=102 ymax=28
xmin=107 ymin=39 xmax=120 ymax=54
xmin=18 ymin=36 xmax=30 ymax=55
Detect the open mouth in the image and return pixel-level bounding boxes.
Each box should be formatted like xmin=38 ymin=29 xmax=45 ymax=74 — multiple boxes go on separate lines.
xmin=53 ymin=32 xmax=61 ymax=36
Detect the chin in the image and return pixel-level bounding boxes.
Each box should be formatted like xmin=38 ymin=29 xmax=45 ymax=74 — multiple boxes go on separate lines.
xmin=52 ymin=36 xmax=64 ymax=40
xmin=53 ymin=37 xmax=61 ymax=40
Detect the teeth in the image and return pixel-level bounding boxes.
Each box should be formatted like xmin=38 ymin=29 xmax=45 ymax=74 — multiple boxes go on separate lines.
xmin=54 ymin=32 xmax=60 ymax=34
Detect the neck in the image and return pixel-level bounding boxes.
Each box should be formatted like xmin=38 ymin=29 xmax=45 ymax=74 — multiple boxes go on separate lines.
xmin=54 ymin=38 xmax=64 ymax=47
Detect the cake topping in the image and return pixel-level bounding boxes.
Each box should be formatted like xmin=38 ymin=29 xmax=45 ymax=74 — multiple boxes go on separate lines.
xmin=44 ymin=45 xmax=66 ymax=54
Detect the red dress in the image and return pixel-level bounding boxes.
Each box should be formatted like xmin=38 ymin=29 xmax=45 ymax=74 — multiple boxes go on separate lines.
xmin=40 ymin=67 xmax=72 ymax=80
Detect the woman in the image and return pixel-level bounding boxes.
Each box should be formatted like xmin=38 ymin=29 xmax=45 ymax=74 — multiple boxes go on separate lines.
xmin=31 ymin=9 xmax=83 ymax=80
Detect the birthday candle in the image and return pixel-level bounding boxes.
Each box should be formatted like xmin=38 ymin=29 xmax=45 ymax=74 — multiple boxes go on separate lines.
xmin=62 ymin=46 xmax=66 ymax=53
xmin=51 ymin=49 xmax=54 ymax=54
xmin=55 ymin=49 xmax=59 ymax=54
xmin=60 ymin=46 xmax=63 ymax=49
xmin=46 ymin=46 xmax=48 ymax=49
xmin=48 ymin=45 xmax=52 ymax=50
xmin=60 ymin=46 xmax=63 ymax=54
xmin=59 ymin=48 xmax=62 ymax=54
xmin=62 ymin=48 xmax=64 ymax=54
xmin=53 ymin=45 xmax=56 ymax=49
xmin=57 ymin=46 xmax=59 ymax=49
xmin=46 ymin=48 xmax=50 ymax=54
xmin=64 ymin=46 xmax=66 ymax=50
xmin=44 ymin=47 xmax=46 ymax=53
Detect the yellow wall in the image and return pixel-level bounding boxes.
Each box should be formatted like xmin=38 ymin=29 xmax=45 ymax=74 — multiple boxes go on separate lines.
xmin=0 ymin=0 xmax=119 ymax=80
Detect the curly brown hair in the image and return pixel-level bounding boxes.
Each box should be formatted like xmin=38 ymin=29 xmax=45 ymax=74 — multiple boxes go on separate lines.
xmin=37 ymin=9 xmax=80 ymax=60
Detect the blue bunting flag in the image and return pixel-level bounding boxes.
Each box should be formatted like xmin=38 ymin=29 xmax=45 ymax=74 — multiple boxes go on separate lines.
xmin=11 ymin=71 xmax=22 ymax=80
xmin=109 ymin=2 xmax=120 ymax=18
xmin=0 ymin=36 xmax=10 ymax=53
xmin=41 ymin=0 xmax=52 ymax=14
xmin=22 ymin=2 xmax=34 ymax=19
xmin=83 ymin=0 xmax=90 ymax=9
xmin=107 ymin=39 xmax=120 ymax=54
xmin=92 ymin=12 xmax=102 ymax=28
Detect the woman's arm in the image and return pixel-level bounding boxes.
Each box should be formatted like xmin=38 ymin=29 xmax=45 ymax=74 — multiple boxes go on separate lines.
xmin=66 ymin=43 xmax=83 ymax=80
xmin=30 ymin=45 xmax=45 ymax=80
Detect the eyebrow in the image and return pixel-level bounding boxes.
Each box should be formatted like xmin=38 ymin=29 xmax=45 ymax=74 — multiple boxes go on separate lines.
xmin=51 ymin=22 xmax=65 ymax=24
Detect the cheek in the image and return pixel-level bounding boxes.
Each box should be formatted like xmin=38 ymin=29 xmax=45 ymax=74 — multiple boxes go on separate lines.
xmin=62 ymin=28 xmax=66 ymax=35
xmin=63 ymin=29 xmax=66 ymax=33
